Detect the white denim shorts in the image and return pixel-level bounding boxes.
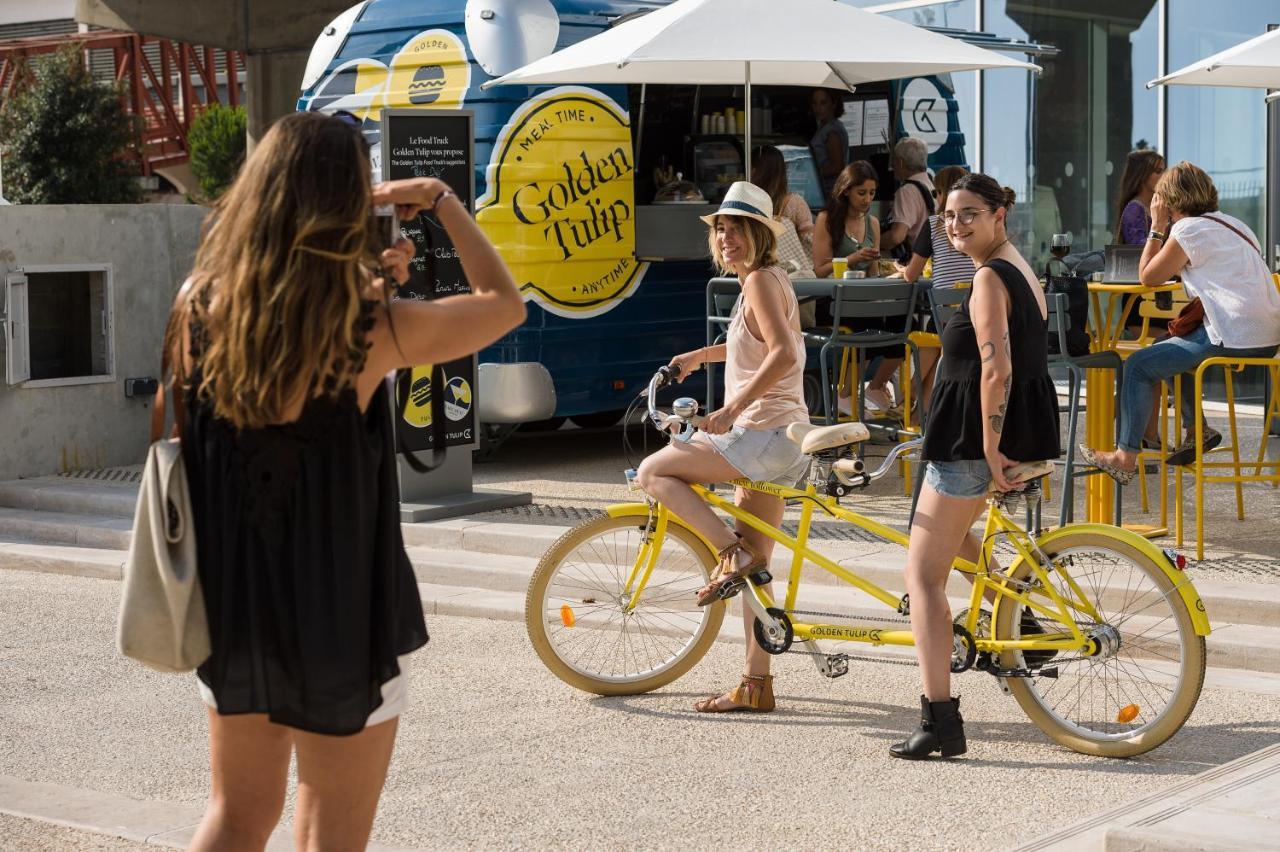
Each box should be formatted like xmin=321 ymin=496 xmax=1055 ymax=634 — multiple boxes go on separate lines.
xmin=695 ymin=424 xmax=810 ymax=486
xmin=197 ymin=653 xmax=412 ymax=730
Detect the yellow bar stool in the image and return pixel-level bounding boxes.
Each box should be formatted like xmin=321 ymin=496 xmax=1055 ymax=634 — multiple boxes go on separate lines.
xmin=1172 ymin=354 xmax=1280 ymax=559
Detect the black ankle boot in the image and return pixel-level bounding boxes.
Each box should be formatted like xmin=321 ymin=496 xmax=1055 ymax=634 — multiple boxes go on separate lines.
xmin=889 ymin=695 xmax=967 ymax=760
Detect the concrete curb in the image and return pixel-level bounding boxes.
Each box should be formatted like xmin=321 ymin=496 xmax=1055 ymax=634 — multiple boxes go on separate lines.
xmin=0 ymin=775 xmax=415 ymax=851
xmin=1013 ymin=742 xmax=1280 ymax=851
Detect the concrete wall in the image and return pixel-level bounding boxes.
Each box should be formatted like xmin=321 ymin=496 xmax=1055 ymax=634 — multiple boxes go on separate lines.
xmin=0 ymin=204 xmax=205 ymax=480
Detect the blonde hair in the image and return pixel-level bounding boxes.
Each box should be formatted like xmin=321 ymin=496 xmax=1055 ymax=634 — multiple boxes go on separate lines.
xmin=706 ymin=214 xmax=778 ymax=274
xmin=1155 ymin=161 xmax=1219 ymax=217
xmin=167 ymin=112 xmax=377 ymax=430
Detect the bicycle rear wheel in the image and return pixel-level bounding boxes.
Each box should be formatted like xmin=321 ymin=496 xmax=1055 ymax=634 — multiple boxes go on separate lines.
xmin=526 ymin=514 xmax=724 ymax=696
xmin=993 ymin=530 xmax=1205 ymax=758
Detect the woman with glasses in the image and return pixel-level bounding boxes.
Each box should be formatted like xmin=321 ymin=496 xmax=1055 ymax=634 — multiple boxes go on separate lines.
xmin=890 ymin=173 xmax=1059 ymax=760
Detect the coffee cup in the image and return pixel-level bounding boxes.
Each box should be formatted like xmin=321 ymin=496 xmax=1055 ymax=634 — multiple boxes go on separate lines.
xmin=831 ymin=257 xmax=848 ymax=278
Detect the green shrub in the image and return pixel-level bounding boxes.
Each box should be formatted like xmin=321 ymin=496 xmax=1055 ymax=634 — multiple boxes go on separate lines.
xmin=188 ymin=103 xmax=247 ymax=202
xmin=0 ymin=46 xmax=142 ymax=204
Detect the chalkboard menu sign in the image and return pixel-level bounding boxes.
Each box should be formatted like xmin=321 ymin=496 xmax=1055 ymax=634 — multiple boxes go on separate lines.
xmin=381 ymin=108 xmax=477 ymax=452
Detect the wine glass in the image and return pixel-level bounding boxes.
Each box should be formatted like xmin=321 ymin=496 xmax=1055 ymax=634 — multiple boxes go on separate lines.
xmin=1050 ymin=232 xmax=1073 ymax=260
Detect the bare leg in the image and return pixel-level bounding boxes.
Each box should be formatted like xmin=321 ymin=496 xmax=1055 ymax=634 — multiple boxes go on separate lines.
xmin=916 ymin=349 xmax=940 ymax=418
xmin=189 ymin=710 xmax=292 ymax=852
xmin=904 ymin=484 xmax=988 ymax=701
xmin=635 ymin=440 xmax=748 ymax=554
xmin=293 ymin=717 xmax=399 ymax=851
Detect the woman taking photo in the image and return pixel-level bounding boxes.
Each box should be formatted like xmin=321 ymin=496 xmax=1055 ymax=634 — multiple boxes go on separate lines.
xmin=813 ymin=161 xmax=897 ymax=414
xmin=175 ymin=112 xmax=525 ymax=849
xmin=897 ymin=165 xmax=977 ymax=417
xmin=893 ymin=173 xmax=1059 ymax=759
xmin=636 ymin=181 xmax=809 ymax=714
xmin=1081 ymin=161 xmax=1280 ymax=480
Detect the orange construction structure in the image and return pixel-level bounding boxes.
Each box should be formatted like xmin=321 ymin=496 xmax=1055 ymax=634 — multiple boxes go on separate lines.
xmin=0 ymin=29 xmax=246 ymax=176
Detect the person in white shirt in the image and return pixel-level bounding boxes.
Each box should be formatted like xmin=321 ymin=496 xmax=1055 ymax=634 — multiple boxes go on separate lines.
xmin=1080 ymin=161 xmax=1280 ymax=483
xmin=880 ymin=137 xmax=935 ymax=257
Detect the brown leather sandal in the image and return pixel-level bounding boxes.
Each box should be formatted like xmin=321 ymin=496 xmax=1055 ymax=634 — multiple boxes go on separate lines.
xmin=695 ymin=537 xmax=766 ymax=607
xmin=694 ymin=674 xmax=775 ymax=713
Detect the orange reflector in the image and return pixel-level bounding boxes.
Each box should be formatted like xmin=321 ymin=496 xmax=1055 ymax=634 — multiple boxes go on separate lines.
xmin=560 ymin=605 xmax=576 ymax=628
xmin=1116 ymin=704 xmax=1140 ymax=723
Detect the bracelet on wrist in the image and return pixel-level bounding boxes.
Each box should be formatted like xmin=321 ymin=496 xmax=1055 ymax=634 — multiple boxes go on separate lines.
xmin=1148 ymin=230 xmax=1166 ymax=242
xmin=428 ymin=189 xmax=457 ymax=213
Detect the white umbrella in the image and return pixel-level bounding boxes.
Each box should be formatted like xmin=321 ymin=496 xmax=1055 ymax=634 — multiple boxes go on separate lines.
xmin=482 ymin=0 xmax=1039 ymax=175
xmin=1148 ymin=27 xmax=1280 ymax=94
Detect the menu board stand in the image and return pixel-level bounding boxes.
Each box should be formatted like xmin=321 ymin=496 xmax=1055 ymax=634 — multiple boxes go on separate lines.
xmin=381 ymin=108 xmax=530 ymax=521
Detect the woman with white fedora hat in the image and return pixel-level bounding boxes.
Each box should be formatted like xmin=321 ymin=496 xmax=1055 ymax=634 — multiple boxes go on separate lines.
xmin=635 ymin=181 xmax=810 ymax=714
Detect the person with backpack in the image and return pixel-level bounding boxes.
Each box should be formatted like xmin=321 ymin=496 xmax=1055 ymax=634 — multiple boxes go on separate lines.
xmin=881 ymin=137 xmax=934 ymax=263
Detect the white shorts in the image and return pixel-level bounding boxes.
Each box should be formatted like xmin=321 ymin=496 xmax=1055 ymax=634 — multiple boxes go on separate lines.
xmin=198 ymin=654 xmax=412 ymax=730
xmin=693 ymin=424 xmax=809 ymax=486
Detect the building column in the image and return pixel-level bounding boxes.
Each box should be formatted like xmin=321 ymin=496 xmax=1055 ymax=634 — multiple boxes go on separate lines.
xmin=244 ymin=49 xmax=310 ymax=150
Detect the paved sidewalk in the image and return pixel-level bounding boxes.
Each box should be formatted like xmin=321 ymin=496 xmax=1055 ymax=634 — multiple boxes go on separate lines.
xmin=4 ymin=570 xmax=1280 ymax=850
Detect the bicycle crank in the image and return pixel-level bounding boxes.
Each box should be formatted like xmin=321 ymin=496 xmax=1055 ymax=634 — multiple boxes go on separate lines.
xmin=753 ymin=607 xmax=794 ymax=655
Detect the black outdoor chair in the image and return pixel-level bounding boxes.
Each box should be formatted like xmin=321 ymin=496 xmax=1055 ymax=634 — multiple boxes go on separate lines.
xmin=815 ymin=281 xmax=917 ymax=426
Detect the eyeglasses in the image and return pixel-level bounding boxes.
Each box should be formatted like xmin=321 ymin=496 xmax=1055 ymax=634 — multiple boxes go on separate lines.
xmin=942 ymin=208 xmax=992 ymax=227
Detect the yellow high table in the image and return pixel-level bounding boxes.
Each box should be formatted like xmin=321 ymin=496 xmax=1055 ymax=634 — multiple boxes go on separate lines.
xmin=1083 ymin=281 xmax=1178 ymax=531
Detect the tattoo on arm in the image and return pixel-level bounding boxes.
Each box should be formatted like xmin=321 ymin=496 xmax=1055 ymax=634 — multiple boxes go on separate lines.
xmin=980 ymin=341 xmax=996 ymax=363
xmin=990 ymin=375 xmax=1011 ymax=435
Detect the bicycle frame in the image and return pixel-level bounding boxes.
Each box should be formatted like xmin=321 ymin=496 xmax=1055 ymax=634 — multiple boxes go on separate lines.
xmin=619 ymin=476 xmax=1098 ymax=658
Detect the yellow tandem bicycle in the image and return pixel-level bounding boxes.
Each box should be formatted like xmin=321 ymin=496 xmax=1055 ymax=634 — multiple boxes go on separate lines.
xmin=525 ymin=367 xmax=1209 ymax=757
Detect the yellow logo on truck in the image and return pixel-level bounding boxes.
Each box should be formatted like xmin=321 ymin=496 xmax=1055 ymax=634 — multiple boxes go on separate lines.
xmin=308 ymin=29 xmax=469 ymax=121
xmin=476 ymin=87 xmax=646 ymax=318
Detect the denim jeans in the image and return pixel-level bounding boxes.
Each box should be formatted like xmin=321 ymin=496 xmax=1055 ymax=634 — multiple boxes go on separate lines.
xmin=1118 ymin=325 xmax=1278 ymax=452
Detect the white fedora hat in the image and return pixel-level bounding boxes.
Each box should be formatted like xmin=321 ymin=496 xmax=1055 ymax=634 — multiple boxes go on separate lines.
xmin=699 ymin=181 xmax=787 ymax=237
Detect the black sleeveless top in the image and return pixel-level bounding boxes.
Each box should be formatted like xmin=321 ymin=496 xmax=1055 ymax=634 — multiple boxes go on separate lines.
xmin=923 ymin=258 xmax=1060 ymax=463
xmin=182 ymin=301 xmax=428 ymax=736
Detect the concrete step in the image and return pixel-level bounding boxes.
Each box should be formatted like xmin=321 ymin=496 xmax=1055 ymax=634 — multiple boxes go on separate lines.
xmin=0 ymin=480 xmax=137 ymax=519
xmin=0 ymin=507 xmax=133 ymax=550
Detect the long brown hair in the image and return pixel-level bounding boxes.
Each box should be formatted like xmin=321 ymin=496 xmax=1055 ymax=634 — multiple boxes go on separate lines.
xmin=1112 ymin=149 xmax=1165 ymax=242
xmin=168 ymin=111 xmax=377 ymax=430
xmin=823 ymin=160 xmax=878 ymax=250
xmin=750 ymin=144 xmax=788 ymax=218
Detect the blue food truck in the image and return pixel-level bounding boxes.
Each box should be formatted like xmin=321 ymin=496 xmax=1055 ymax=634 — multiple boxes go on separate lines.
xmin=298 ymin=0 xmax=974 ymax=429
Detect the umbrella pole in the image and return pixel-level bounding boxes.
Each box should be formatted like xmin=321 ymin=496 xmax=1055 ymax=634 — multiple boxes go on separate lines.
xmin=744 ymin=62 xmax=752 ymax=181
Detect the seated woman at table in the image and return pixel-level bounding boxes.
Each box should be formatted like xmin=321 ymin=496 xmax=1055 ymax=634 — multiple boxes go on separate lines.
xmin=897 ymin=165 xmax=977 ymax=418
xmin=813 ymin=161 xmax=898 ymax=413
xmin=1080 ymin=161 xmax=1280 ymax=481
xmin=892 ymin=173 xmax=1059 ymax=759
xmin=636 ymin=181 xmax=809 ymax=714
xmin=1113 ymin=149 xmax=1166 ymax=246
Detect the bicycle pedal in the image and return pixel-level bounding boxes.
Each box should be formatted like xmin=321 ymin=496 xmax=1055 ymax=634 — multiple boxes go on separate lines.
xmin=823 ymin=656 xmax=849 ymax=679
xmin=716 ymin=577 xmax=746 ymax=600
xmin=749 ymin=570 xmax=772 ymax=586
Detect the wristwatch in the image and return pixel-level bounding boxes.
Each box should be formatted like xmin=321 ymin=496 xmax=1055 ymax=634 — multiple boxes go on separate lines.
xmin=1147 ymin=229 xmax=1167 ymax=242
xmin=428 ymin=189 xmax=457 ymax=212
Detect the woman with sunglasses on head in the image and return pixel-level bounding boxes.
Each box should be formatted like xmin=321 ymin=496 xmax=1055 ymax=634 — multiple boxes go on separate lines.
xmin=891 ymin=174 xmax=1059 ymax=760
xmin=636 ymin=181 xmax=809 ymax=715
xmin=174 ymin=112 xmax=524 ymax=849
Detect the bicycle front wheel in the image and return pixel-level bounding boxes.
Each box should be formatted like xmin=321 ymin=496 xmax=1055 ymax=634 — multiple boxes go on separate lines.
xmin=526 ymin=514 xmax=724 ymax=696
xmin=993 ymin=530 xmax=1205 ymax=758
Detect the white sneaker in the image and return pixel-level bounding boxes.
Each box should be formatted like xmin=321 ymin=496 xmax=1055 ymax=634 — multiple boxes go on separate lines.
xmin=838 ymin=394 xmax=855 ymax=417
xmin=864 ymin=384 xmax=894 ymax=413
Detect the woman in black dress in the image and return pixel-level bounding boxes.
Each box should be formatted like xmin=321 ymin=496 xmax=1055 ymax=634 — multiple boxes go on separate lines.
xmin=890 ymin=174 xmax=1059 ymax=760
xmin=174 ymin=112 xmax=525 ymax=849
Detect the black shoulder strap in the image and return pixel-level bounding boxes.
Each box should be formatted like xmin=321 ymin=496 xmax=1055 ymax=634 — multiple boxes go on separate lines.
xmin=907 ymin=179 xmax=935 ymax=215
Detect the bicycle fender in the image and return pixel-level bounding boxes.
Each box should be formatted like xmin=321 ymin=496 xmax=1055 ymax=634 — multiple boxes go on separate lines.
xmin=604 ymin=503 xmax=719 ymax=559
xmin=1034 ymin=524 xmax=1210 ymax=637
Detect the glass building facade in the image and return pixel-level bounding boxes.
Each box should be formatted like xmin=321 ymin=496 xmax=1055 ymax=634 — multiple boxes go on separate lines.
xmin=847 ymin=0 xmax=1279 ymax=405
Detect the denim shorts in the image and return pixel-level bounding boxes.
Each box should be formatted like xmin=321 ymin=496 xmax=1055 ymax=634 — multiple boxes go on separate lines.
xmin=924 ymin=459 xmax=992 ymax=499
xmin=695 ymin=424 xmax=810 ymax=486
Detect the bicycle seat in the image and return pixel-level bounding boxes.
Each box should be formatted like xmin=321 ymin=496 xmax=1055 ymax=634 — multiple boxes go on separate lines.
xmin=986 ymin=460 xmax=1056 ymax=494
xmin=786 ymin=421 xmax=871 ymax=455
